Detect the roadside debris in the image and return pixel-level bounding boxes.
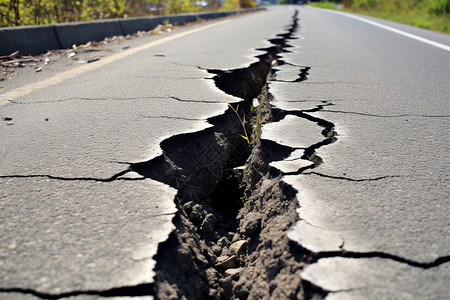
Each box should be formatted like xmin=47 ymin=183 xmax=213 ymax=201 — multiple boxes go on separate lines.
xmin=0 ymin=22 xmax=178 ymax=81
xmin=87 ymin=57 xmax=100 ymax=63
xmin=2 ymin=115 xmax=14 ymax=126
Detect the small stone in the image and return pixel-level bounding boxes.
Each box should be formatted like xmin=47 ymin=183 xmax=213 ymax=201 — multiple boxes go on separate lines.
xmin=221 ymin=247 xmax=231 ymax=257
xmin=200 ymin=213 xmax=216 ymax=233
xmin=215 ymin=255 xmax=236 ymax=270
xmin=229 ymin=240 xmax=247 ymax=256
xmin=87 ymin=57 xmax=100 ymax=63
xmin=265 ymin=258 xmax=282 ymax=279
xmin=206 ymin=267 xmax=220 ymax=282
xmin=225 ymin=267 xmax=244 ymax=277
xmin=195 ymin=252 xmax=209 ymax=269
xmin=182 ymin=201 xmax=194 ymax=214
xmin=211 ymin=232 xmax=220 ymax=241
xmin=269 ymin=281 xmax=277 ymax=293
xmin=217 ymin=236 xmax=230 ymax=248
xmin=177 ymin=246 xmax=193 ymax=272
xmin=212 ymin=245 xmax=221 ymax=256
xmin=233 ymin=275 xmax=250 ymax=298
xmin=230 ymin=232 xmax=242 ymax=243
xmin=240 ymin=212 xmax=261 ymax=236
xmin=189 ymin=204 xmax=204 ymax=224
xmin=2 ymin=116 xmax=13 ymax=121
xmin=220 ymin=275 xmax=234 ymax=299
xmin=209 ymin=288 xmax=220 ymax=299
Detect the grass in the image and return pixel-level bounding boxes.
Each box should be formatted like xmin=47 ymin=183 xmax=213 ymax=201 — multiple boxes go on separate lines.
xmin=221 ymin=95 xmax=264 ymax=146
xmin=309 ymin=1 xmax=339 ymax=10
xmin=308 ymin=2 xmax=450 ymax=34
xmin=221 ymin=95 xmax=250 ymax=144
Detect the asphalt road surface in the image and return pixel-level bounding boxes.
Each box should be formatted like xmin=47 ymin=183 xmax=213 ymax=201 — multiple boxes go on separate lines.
xmin=269 ymin=6 xmax=450 ymax=300
xmin=1 ymin=5 xmax=449 ymax=300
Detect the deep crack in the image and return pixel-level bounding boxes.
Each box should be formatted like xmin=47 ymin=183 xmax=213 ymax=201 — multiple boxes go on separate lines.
xmin=0 ymin=284 xmax=155 ymax=299
xmin=0 ymin=169 xmax=139 ymax=182
xmin=303 ymin=171 xmax=403 ymax=182
xmin=124 ymin=10 xmax=314 ymax=300
xmin=273 ymin=66 xmax=311 ymax=83
xmin=290 ymin=239 xmax=450 ymax=271
xmin=7 ymin=96 xmax=223 ymax=105
xmin=111 ymin=8 xmax=447 ymax=300
xmin=322 ymin=109 xmax=450 ymax=118
xmin=6 ymin=8 xmax=443 ymax=300
xmin=138 ymin=114 xmax=204 ymax=121
xmin=267 ymin=106 xmax=337 ymax=176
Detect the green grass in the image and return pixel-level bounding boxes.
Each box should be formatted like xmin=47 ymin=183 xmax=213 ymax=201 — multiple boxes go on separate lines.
xmin=308 ymin=2 xmax=450 ymax=34
xmin=221 ymin=95 xmax=250 ymax=144
xmin=349 ymin=9 xmax=450 ymax=34
xmin=309 ymin=1 xmax=340 ymax=9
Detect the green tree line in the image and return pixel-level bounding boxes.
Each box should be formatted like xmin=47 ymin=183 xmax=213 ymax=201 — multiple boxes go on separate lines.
xmin=0 ymin=0 xmax=256 ymax=27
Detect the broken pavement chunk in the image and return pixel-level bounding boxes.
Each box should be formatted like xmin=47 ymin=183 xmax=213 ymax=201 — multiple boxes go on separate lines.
xmin=87 ymin=57 xmax=100 ymax=63
xmin=200 ymin=213 xmax=216 ymax=233
xmin=225 ymin=267 xmax=244 ymax=277
xmin=216 ymin=255 xmax=237 ymax=270
xmin=229 ymin=240 xmax=247 ymax=256
xmin=302 ymin=257 xmax=450 ymax=299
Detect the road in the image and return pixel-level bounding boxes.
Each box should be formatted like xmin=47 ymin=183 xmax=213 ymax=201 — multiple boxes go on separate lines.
xmin=1 ymin=5 xmax=449 ymax=300
xmin=268 ymin=6 xmax=450 ymax=300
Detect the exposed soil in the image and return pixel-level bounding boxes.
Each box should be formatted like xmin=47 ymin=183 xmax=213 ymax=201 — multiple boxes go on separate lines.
xmin=131 ymin=10 xmax=323 ymax=299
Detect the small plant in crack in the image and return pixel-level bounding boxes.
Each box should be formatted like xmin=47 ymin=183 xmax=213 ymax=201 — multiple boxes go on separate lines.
xmin=221 ymin=95 xmax=250 ymax=144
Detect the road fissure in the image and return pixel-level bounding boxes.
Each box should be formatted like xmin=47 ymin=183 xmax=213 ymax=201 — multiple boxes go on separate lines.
xmin=124 ymin=10 xmax=319 ymax=299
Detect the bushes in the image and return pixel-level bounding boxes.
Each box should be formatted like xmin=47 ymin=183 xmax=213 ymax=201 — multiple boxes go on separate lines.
xmin=223 ymin=0 xmax=240 ymax=10
xmin=0 ymin=0 xmax=133 ymax=26
xmin=346 ymin=0 xmax=450 ymax=15
xmin=426 ymin=0 xmax=450 ymax=14
xmin=340 ymin=0 xmax=449 ymax=33
xmin=0 ymin=0 xmax=256 ymax=27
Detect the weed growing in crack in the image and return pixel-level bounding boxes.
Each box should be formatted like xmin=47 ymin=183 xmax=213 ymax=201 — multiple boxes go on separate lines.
xmin=221 ymin=94 xmax=266 ymax=149
xmin=221 ymin=94 xmax=250 ymax=144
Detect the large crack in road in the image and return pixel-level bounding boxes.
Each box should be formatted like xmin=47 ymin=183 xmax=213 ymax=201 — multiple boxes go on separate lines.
xmin=3 ymin=8 xmax=448 ymax=300
xmin=117 ymin=10 xmax=341 ymax=299
xmin=133 ymin=9 xmax=450 ymax=300
xmin=115 ymin=10 xmax=312 ymax=299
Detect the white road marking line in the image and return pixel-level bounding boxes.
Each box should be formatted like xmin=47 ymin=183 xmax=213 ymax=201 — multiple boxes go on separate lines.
xmin=0 ymin=20 xmax=231 ymax=106
xmin=315 ymin=8 xmax=450 ymax=52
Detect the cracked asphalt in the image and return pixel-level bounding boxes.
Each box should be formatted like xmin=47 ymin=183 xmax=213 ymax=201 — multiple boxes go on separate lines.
xmin=0 ymin=7 xmax=296 ymax=299
xmin=266 ymin=6 xmax=449 ymax=300
xmin=1 ymin=5 xmax=449 ymax=300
